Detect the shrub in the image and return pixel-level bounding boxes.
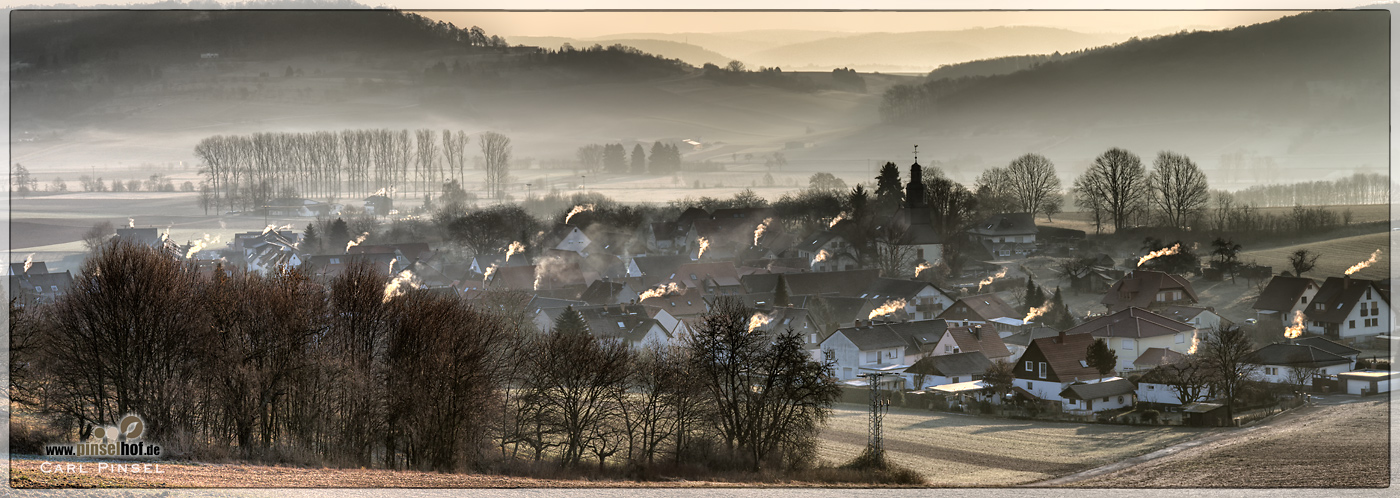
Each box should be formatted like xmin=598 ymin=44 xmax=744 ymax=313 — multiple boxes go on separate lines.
xmin=1142 ymin=409 xmax=1161 ymax=425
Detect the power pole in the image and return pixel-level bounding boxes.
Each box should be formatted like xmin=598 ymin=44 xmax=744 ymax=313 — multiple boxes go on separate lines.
xmin=859 ymin=372 xmax=890 ymax=464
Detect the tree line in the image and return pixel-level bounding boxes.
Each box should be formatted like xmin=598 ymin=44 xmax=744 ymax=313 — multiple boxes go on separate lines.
xmin=193 ymin=128 xmax=511 ymax=212
xmin=11 ymin=241 xmax=838 ymax=475
xmin=575 ymin=142 xmax=683 ymax=175
xmin=1227 ymin=172 xmax=1388 ymax=207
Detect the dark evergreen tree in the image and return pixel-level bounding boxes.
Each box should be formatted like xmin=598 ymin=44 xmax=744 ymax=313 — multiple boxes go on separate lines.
xmin=1050 ymin=286 xmax=1076 ymax=330
xmin=773 ymin=274 xmax=791 ymax=308
xmin=1023 ymin=276 xmax=1046 ymax=312
xmin=303 ymin=223 xmax=320 ymax=252
xmin=328 ymin=217 xmax=350 ymax=250
xmin=874 ymin=161 xmax=903 ymax=206
xmin=1085 ymin=338 xmax=1117 ymax=381
xmin=553 ymin=305 xmax=589 ymax=335
xmin=631 ymin=144 xmax=647 ymax=174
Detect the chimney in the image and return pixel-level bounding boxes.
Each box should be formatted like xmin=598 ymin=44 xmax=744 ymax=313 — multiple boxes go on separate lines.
xmin=854 ymin=319 xmax=862 ymax=328
xmin=1058 ymin=330 xmax=1066 ymax=344
xmin=1343 ymin=275 xmax=1351 ymax=290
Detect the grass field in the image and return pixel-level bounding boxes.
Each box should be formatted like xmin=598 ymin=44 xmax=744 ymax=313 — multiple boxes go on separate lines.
xmin=1075 ymin=399 xmax=1390 ymax=487
xmin=1239 ymin=231 xmax=1389 ymax=281
xmin=815 ymin=403 xmax=1211 ymax=486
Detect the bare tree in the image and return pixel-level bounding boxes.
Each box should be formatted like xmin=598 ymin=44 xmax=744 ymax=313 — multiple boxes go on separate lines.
xmin=1004 ymin=153 xmax=1061 ymax=219
xmin=1287 ymin=364 xmax=1322 ymax=391
xmin=1158 ymin=357 xmax=1212 ymax=405
xmin=1149 ymin=151 xmax=1210 ymax=230
xmin=480 ymin=131 xmax=512 ymax=200
xmin=1288 ymin=249 xmax=1320 ymax=277
xmin=1073 ymin=147 xmax=1149 ymax=233
xmin=1200 ymin=325 xmax=1258 ymax=425
xmin=524 ymin=328 xmax=632 ymax=467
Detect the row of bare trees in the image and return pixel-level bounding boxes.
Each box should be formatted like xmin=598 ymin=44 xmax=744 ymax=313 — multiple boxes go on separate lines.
xmin=12 ymin=242 xmax=837 ymax=474
xmin=194 ymin=128 xmax=509 ymax=212
xmin=1071 ymin=148 xmax=1211 ymax=233
xmin=1229 ymin=172 xmax=1389 ymax=207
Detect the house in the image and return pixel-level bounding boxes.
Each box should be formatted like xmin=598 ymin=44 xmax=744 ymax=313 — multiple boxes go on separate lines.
xmin=1132 ymin=347 xmax=1188 ymax=371
xmin=537 ymin=304 xmax=681 ymax=349
xmin=795 ymin=231 xmax=859 ymax=272
xmin=938 ymin=294 xmax=1018 ymax=329
xmin=905 ymin=352 xmax=994 ymax=390
xmin=820 ymin=320 xmax=948 ymax=381
xmin=968 ymin=212 xmax=1037 ymax=259
xmin=364 ymin=194 xmax=393 ymax=215
xmin=1301 ymin=277 xmax=1390 ymax=339
xmin=1065 ymin=307 xmax=1198 ymax=372
xmin=242 ymin=230 xmax=306 ymax=275
xmin=929 ymin=324 xmax=1012 ymax=361
xmin=114 ymin=227 xmax=168 ymax=248
xmin=8 ymin=261 xmax=74 ymax=306
xmin=578 ymin=279 xmax=639 ymax=305
xmin=1135 ymin=363 xmax=1213 ymax=407
xmin=667 ymin=261 xmax=743 ymax=295
xmin=1245 ymin=343 xmax=1353 ymax=386
xmin=639 ymin=286 xmax=708 ymax=321
xmin=626 ymin=255 xmax=694 ymax=285
xmin=541 ymin=224 xmax=593 ymax=255
xmin=1180 ymin=402 xmax=1230 ymax=427
xmin=1060 ymin=377 xmax=1136 ymax=415
xmin=862 ymin=278 xmax=957 ymax=321
xmin=1101 ymin=270 xmax=1199 ymax=313
xmin=1012 ymin=331 xmax=1106 ymax=404
xmin=1252 ymin=275 xmax=1320 ymax=321
xmin=1336 ymin=370 xmax=1397 ymax=395
xmin=303 ymin=252 xmax=398 ymax=279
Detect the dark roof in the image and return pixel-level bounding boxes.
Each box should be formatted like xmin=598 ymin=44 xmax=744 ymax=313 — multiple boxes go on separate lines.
xmin=574 ymin=303 xmax=665 ymax=343
xmin=1293 ymin=337 xmax=1361 ymax=358
xmin=528 ymin=296 xmax=589 ymax=313
xmin=1253 ymin=276 xmax=1318 ymax=312
xmin=834 ymin=320 xmax=947 ymax=352
xmin=1244 ymin=343 xmax=1351 ymax=368
xmin=969 ymin=212 xmax=1038 ymax=237
xmin=1304 ymin=277 xmax=1388 ymax=324
xmin=579 ymin=280 xmax=630 ymax=305
xmin=946 ymin=325 xmax=1012 ymax=359
xmin=742 ymin=269 xmax=882 ymax=297
xmin=1037 ymin=226 xmax=1086 ymax=240
xmin=1024 ymin=332 xmax=1103 ymax=382
xmin=1065 ymin=307 xmax=1195 ymax=339
xmin=1059 ymin=378 xmax=1136 ymax=401
xmin=631 ymin=255 xmax=694 ymax=279
xmin=1162 ymin=305 xmax=1211 ymax=322
xmin=863 ymin=278 xmax=952 ymax=302
xmin=641 ymin=286 xmax=707 ymax=316
xmin=940 ymin=294 xmax=1018 ymax=322
xmin=1004 ymin=326 xmax=1072 ymax=347
xmin=10 ymin=261 xmax=49 ymax=275
xmin=1133 ymin=347 xmax=1188 ymax=368
xmin=906 ymin=352 xmax=994 ymax=377
xmin=798 ymin=231 xmax=843 ymax=251
xmin=1101 ymin=270 xmax=1199 ymax=312
xmin=839 ymin=325 xmax=908 ymax=351
xmin=888 ymin=207 xmax=942 ymax=245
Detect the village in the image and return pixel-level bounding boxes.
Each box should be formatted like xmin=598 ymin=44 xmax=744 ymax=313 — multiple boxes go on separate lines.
xmin=12 ymin=155 xmax=1390 ymax=434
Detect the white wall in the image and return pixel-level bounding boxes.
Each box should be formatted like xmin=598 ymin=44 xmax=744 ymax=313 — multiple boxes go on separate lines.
xmin=1258 ymin=363 xmax=1351 ymax=385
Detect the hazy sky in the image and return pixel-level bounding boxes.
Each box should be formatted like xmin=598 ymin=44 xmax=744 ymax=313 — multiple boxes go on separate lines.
xmin=420 ymin=10 xmax=1306 ymax=39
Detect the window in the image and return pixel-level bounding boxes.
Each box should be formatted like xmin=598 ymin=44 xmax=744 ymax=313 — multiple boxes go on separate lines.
xmin=1118 ymin=396 xmax=1125 ymax=404
xmin=34 ymin=286 xmax=42 ymax=292
xmin=617 ymin=321 xmax=626 ymax=328
xmin=1316 ymin=303 xmax=1324 ymax=310
xmin=1038 ymin=362 xmax=1047 ymax=379
xmin=50 ymin=286 xmax=58 ymax=292
xmin=690 ymin=274 xmax=697 ymax=280
xmin=1123 ymin=339 xmax=1134 ymax=351
xmin=916 ymin=248 xmax=924 ymax=259
xmin=1025 ymin=360 xmax=1033 ymax=371
xmin=1367 ymin=289 xmax=1372 ymax=300
xmin=951 ymin=377 xmax=959 ymax=383
xmin=1176 ymin=333 xmax=1185 ymax=344
xmin=1350 ymin=320 xmax=1356 ymax=329
xmin=887 ymin=350 xmax=896 ymax=358
xmin=1102 ymin=397 xmax=1109 ymax=402
xmin=1372 ymin=302 xmax=1379 ymax=314
xmin=1147 ymin=385 xmax=1155 ymax=390
xmin=810 ymin=334 xmax=817 ymax=344
xmin=946 ymin=345 xmax=953 ymax=353
xmin=1361 ymin=307 xmax=1368 ymax=317
xmin=1301 ymin=296 xmax=1308 ymax=304
xmin=1264 ymin=367 xmax=1278 ymax=376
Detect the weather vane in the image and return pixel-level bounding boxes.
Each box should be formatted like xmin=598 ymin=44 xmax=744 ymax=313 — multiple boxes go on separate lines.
xmin=913 ymin=144 xmax=918 ymax=164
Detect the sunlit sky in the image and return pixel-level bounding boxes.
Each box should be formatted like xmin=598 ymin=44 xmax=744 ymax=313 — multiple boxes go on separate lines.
xmin=420 ymin=10 xmax=1305 ymax=39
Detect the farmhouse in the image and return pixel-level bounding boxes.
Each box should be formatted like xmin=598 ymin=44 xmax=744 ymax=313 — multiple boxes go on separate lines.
xmin=820 ymin=320 xmax=948 ymax=381
xmin=929 ymin=324 xmax=1012 ymax=361
xmin=1101 ymin=270 xmax=1198 ymax=313
xmin=863 ymin=278 xmax=957 ymax=321
xmin=796 ymin=231 xmax=859 ymax=272
xmin=905 ymin=351 xmax=994 ymax=390
xmin=8 ymin=261 xmax=73 ymax=306
xmin=1301 ymin=276 xmax=1390 ymax=339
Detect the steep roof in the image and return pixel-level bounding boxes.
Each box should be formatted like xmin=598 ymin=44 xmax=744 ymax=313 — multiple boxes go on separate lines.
xmin=1101 ymin=270 xmax=1199 ymax=311
xmin=1244 ymin=343 xmax=1351 ymax=368
xmin=579 ymin=280 xmax=630 ymax=305
xmin=1304 ymin=277 xmax=1388 ymax=324
xmin=946 ymin=325 xmax=1012 ymax=359
xmin=1004 ymin=326 xmax=1073 ymax=348
xmin=834 ymin=320 xmax=947 ymax=352
xmin=863 ymin=278 xmax=952 ymax=302
xmin=906 ymin=352 xmax=994 ymax=378
xmin=798 ymin=231 xmax=844 ymax=252
xmin=1059 ymin=377 xmax=1136 ymax=401
xmin=670 ymin=261 xmax=742 ymax=288
xmin=1022 ymin=332 xmax=1103 ymax=382
xmin=969 ymin=212 xmax=1038 ymax=237
xmin=1065 ymin=307 xmax=1195 ymax=339
xmin=1133 ymin=347 xmax=1188 ymax=369
xmin=1253 ymin=276 xmax=1318 ymax=312
xmin=641 ymin=286 xmax=707 ymax=316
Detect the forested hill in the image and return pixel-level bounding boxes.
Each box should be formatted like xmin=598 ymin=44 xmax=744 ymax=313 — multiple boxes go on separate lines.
xmin=10 ymin=9 xmax=484 ymax=68
xmin=880 ymin=10 xmax=1387 ymax=126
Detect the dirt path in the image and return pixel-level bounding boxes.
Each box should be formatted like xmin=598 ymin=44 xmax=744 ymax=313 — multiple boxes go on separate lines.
xmin=1033 ymin=399 xmax=1390 ymax=488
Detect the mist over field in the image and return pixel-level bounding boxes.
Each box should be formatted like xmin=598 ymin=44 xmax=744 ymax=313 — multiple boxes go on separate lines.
xmin=7 ymin=7 xmax=1388 ymax=257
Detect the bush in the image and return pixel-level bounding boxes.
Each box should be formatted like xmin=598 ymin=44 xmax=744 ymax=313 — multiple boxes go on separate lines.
xmin=1142 ymin=409 xmax=1161 ymax=425
xmin=978 ymin=400 xmax=994 ymax=414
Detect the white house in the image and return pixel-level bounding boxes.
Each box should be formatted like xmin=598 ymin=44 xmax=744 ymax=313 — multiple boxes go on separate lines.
xmin=1302 ymin=277 xmax=1390 ymax=339
xmin=1060 ymin=377 xmax=1136 ymax=414
xmin=1245 ymin=343 xmax=1353 ymax=386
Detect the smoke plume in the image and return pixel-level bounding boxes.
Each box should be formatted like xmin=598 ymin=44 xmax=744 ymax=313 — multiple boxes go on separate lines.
xmin=868 ymin=299 xmax=908 ymax=321
xmin=1137 ymin=244 xmax=1181 ymax=267
xmin=1344 ymin=249 xmax=1382 ymax=275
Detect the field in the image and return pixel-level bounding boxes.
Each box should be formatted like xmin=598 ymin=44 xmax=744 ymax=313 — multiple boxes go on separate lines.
xmin=1239 ymin=231 xmax=1390 ymax=281
xmin=1073 ymin=399 xmax=1390 ymax=487
xmin=815 ymin=403 xmax=1210 ymax=486
xmin=1042 ymin=203 xmax=1391 ymax=238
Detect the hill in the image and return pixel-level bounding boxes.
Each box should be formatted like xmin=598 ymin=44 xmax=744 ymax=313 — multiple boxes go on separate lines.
xmin=508 ymin=36 xmax=735 ymax=68
xmin=742 ymin=27 xmax=1117 ymax=71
